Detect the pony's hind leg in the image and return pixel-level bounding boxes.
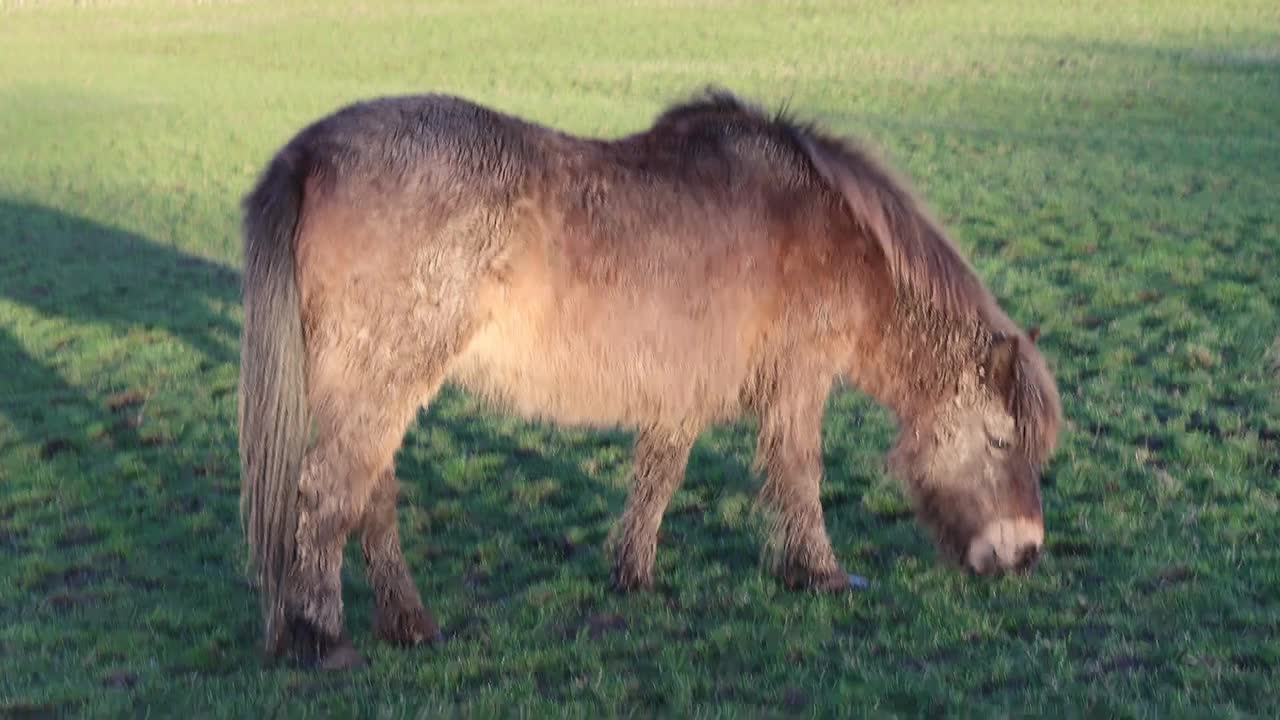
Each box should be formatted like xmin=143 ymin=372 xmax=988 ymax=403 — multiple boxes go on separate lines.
xmin=282 ymin=386 xmax=422 ymax=669
xmin=609 ymin=426 xmax=696 ymax=592
xmin=284 ymin=440 xmax=370 ymax=669
xmin=754 ymin=381 xmax=851 ymax=593
xmin=360 ymin=468 xmax=441 ymax=647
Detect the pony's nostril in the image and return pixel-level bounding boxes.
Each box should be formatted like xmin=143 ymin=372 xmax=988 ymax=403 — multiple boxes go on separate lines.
xmin=1014 ymin=543 xmax=1042 ymax=573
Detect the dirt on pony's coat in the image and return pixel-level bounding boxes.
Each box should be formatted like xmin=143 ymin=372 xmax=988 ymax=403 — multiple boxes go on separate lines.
xmin=238 ymin=88 xmax=1061 ymax=667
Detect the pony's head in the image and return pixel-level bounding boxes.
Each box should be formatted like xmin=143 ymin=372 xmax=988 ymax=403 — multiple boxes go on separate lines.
xmin=889 ymin=329 xmax=1061 ymax=575
xmin=776 ymin=95 xmax=1064 ymax=575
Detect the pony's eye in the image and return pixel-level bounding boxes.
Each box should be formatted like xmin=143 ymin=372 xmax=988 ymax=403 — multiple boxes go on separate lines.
xmin=989 ymin=437 xmax=1010 ymax=451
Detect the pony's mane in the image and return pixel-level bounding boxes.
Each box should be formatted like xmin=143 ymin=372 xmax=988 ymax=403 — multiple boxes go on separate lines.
xmin=653 ymin=88 xmax=994 ymax=324
xmin=650 ymin=88 xmax=1061 ymax=461
xmin=652 ymin=88 xmax=756 ymax=129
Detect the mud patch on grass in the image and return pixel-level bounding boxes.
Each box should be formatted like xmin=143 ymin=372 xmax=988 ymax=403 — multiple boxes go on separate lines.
xmin=556 ymin=609 xmax=630 ymax=641
xmin=0 ymin=700 xmax=82 ymax=718
xmin=45 ymin=591 xmax=101 ymax=613
xmin=1141 ymin=564 xmax=1195 ymax=594
xmin=1082 ymin=653 xmax=1155 ymax=680
xmin=783 ymin=686 xmax=810 ymax=710
xmin=1186 ymin=411 xmax=1222 ymax=439
xmin=40 ymin=437 xmax=74 ymax=459
xmin=667 ymin=500 xmax=708 ymax=519
xmin=106 ymin=390 xmax=146 ymax=413
xmin=445 ymin=614 xmax=490 ymax=643
xmin=586 ymin=612 xmax=628 ymax=640
xmin=979 ymin=674 xmax=1030 ymax=697
xmin=1138 ymin=435 xmax=1172 ymax=453
xmin=191 ymin=456 xmax=229 ymax=478
xmin=166 ymin=494 xmax=204 ymax=514
xmin=36 ymin=565 xmax=108 ymax=593
xmin=463 ymin=565 xmax=491 ymax=591
xmin=1232 ymin=653 xmax=1270 ymax=672
xmin=139 ymin=430 xmax=172 ymax=448
xmin=1069 ymin=622 xmax=1111 ymax=644
xmin=102 ymin=669 xmax=138 ymax=690
xmin=55 ymin=524 xmax=104 ymax=549
xmin=113 ymin=414 xmax=144 ymax=433
xmin=525 ymin=531 xmax=578 ymax=560
xmin=1 ymin=525 xmax=29 ymax=555
xmin=125 ymin=573 xmax=164 ymax=592
xmin=1049 ymin=539 xmax=1097 ymax=558
xmin=35 ymin=553 xmax=129 ymax=600
xmin=1150 ymin=401 xmax=1179 ymax=423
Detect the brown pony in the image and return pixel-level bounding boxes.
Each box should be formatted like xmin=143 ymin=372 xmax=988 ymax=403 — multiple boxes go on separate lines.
xmin=238 ymin=88 xmax=1062 ymax=669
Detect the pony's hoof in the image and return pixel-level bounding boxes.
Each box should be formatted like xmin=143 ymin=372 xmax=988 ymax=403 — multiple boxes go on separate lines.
xmin=809 ymin=570 xmax=859 ymax=593
xmin=784 ymin=566 xmax=860 ymax=594
xmin=282 ymin=616 xmax=363 ymax=670
xmin=610 ymin=567 xmax=655 ymax=594
xmin=375 ymin=605 xmax=443 ymax=648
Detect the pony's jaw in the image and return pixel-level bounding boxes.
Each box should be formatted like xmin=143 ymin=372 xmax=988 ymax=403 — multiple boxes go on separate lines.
xmin=965 ymin=517 xmax=1044 ymax=575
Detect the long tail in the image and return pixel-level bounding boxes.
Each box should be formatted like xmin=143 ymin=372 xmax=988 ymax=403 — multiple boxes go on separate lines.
xmin=238 ymin=143 xmax=311 ymax=655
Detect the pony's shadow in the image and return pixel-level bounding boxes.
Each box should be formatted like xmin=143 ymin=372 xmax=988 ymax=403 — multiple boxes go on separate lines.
xmin=383 ymin=397 xmax=763 ymax=613
xmin=0 ymin=199 xmax=241 ymax=449
xmin=0 ymin=200 xmax=260 ymax=686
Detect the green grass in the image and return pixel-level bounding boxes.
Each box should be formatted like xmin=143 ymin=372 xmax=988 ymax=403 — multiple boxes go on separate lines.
xmin=2 ymin=0 xmax=1278 ymax=716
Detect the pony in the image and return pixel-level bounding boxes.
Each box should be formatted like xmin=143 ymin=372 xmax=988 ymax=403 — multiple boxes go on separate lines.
xmin=238 ymin=88 xmax=1062 ymax=669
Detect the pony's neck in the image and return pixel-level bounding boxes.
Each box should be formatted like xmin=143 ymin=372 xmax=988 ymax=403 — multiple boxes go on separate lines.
xmin=849 ymin=292 xmax=984 ymax=426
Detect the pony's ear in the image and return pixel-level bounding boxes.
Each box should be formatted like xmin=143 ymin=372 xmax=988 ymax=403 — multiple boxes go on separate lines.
xmin=984 ymin=332 xmax=1020 ymax=404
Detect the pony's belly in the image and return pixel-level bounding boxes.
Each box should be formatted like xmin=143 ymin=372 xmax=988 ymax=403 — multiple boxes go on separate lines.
xmin=449 ymin=299 xmax=751 ymax=429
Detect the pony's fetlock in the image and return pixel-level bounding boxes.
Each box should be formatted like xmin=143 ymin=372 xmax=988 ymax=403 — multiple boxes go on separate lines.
xmin=374 ymin=600 xmax=442 ymax=647
xmin=781 ymin=560 xmax=853 ymax=593
xmin=611 ymin=553 xmax=656 ymax=593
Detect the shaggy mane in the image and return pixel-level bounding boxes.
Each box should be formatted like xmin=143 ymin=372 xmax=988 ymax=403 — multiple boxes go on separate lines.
xmin=653 ymin=87 xmax=995 ymax=324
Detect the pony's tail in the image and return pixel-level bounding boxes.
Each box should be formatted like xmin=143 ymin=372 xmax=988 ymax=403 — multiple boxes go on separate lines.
xmin=238 ymin=143 xmax=311 ymax=656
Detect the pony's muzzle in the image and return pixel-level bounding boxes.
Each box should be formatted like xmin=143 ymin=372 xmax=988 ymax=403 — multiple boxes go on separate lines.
xmin=966 ymin=517 xmax=1045 ymax=575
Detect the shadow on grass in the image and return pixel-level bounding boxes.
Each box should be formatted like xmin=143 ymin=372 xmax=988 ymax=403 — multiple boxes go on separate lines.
xmin=0 ymin=199 xmax=251 ymax=710
xmin=0 ymin=199 xmax=762 ymax=706
xmin=0 ymin=198 xmax=240 ymax=443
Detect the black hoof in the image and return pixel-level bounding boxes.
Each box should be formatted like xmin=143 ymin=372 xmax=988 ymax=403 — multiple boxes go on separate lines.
xmin=284 ymin=616 xmax=366 ymax=671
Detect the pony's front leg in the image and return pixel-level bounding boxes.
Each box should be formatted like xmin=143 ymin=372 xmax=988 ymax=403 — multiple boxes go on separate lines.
xmin=609 ymin=426 xmax=696 ymax=592
xmin=754 ymin=384 xmax=852 ymax=593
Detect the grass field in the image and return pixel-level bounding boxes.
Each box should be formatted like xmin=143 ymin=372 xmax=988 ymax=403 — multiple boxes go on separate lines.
xmin=2 ymin=0 xmax=1278 ymax=716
